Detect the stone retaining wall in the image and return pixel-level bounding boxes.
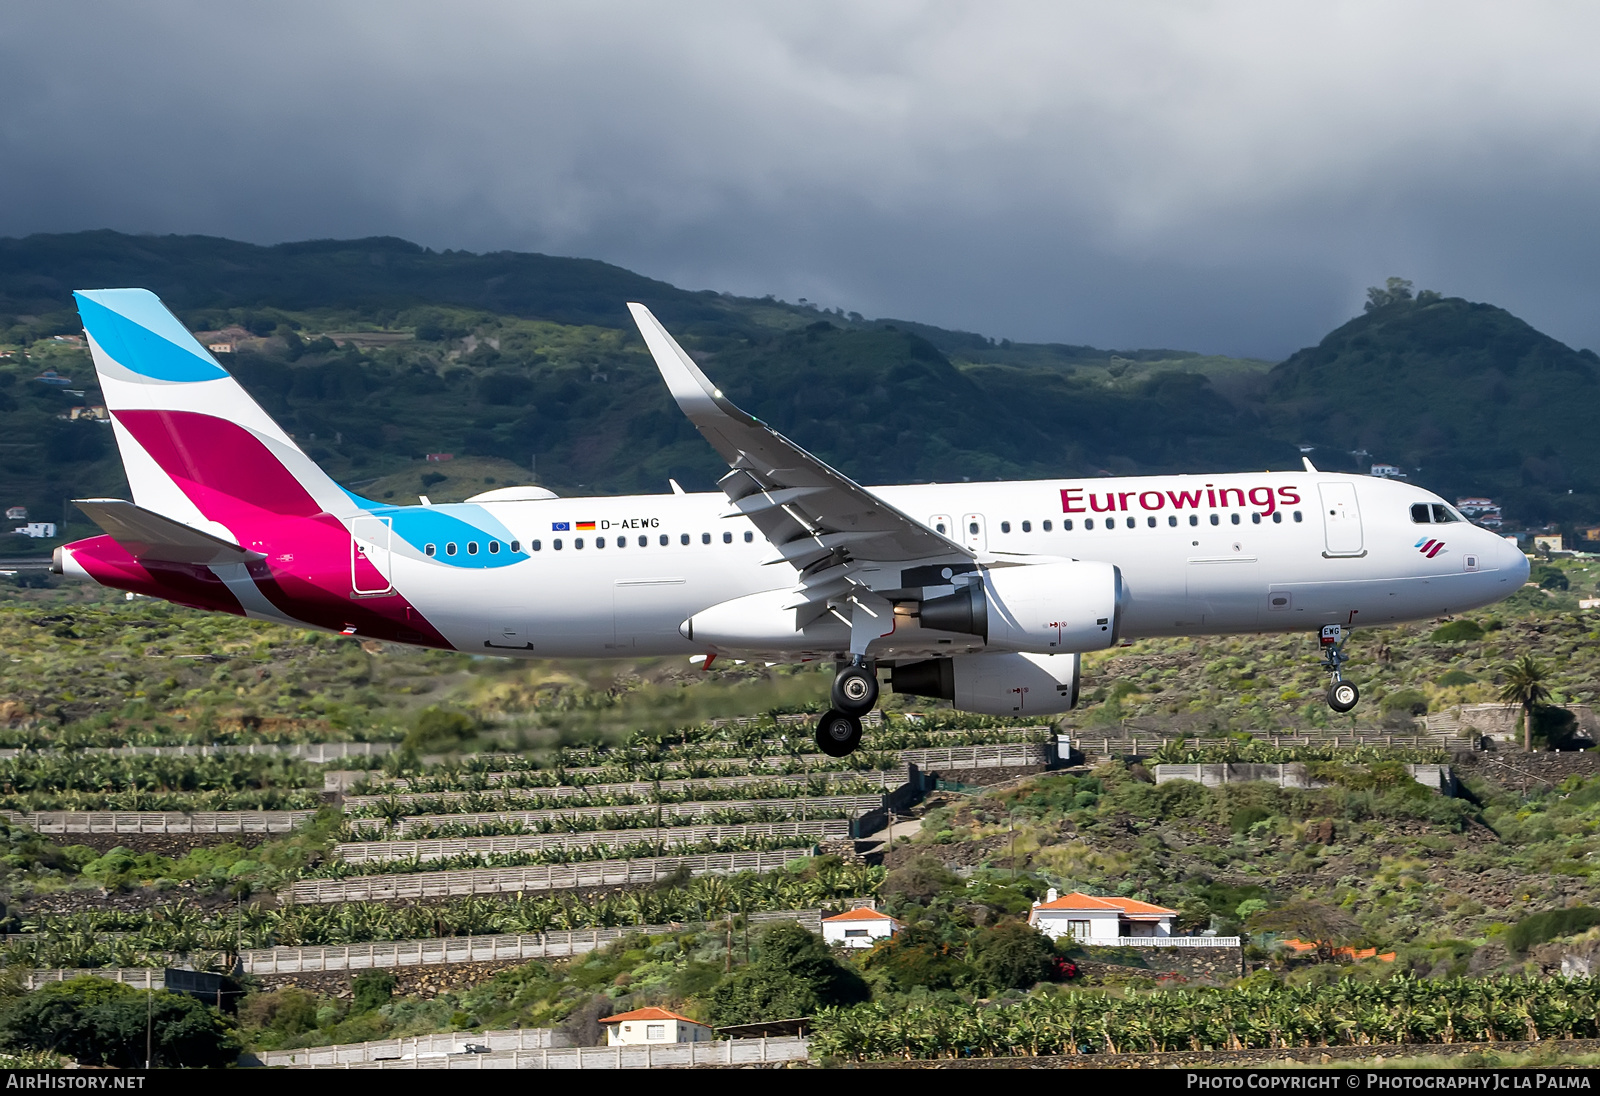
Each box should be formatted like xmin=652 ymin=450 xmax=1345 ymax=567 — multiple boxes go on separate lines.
xmin=1077 ymin=945 xmax=1244 ymax=983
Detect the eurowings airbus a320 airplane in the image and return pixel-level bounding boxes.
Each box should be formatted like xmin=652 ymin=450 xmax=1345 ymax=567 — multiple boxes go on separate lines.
xmin=53 ymin=290 xmax=1528 ymax=755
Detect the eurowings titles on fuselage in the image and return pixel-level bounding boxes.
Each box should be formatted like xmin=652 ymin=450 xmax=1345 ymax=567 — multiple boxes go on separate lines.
xmin=52 ymin=289 xmax=1529 ymax=755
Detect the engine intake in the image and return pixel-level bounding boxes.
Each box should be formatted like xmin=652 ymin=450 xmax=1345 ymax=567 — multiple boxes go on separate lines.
xmin=916 ymin=560 xmax=1123 ymax=654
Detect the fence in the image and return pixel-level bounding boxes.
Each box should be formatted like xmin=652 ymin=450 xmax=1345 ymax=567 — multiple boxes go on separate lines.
xmin=899 ymin=744 xmax=1053 ymax=770
xmin=1070 ymin=730 xmax=1458 ymax=758
xmin=342 ymin=794 xmax=890 ymax=836
xmin=24 ymin=969 xmax=163 ymax=990
xmin=1107 ymin=936 xmax=1242 ymax=948
xmin=243 ymin=914 xmax=830 ymax=975
xmin=333 ymin=1037 xmax=812 ymax=1069
xmin=1152 ymin=763 xmax=1455 ymax=795
xmin=0 ymin=742 xmax=395 ymax=763
xmin=340 ymin=768 xmax=909 ymax=811
xmin=0 ymin=810 xmax=315 ymax=834
xmin=333 ymin=820 xmax=849 ymax=863
xmin=261 ymin=1029 xmax=569 ymax=1066
xmin=280 ymin=850 xmax=810 ymax=904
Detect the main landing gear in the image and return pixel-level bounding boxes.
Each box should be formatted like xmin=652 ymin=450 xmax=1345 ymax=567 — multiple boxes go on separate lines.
xmin=1320 ymin=625 xmax=1361 ymax=713
xmin=815 ymin=658 xmax=879 ymax=757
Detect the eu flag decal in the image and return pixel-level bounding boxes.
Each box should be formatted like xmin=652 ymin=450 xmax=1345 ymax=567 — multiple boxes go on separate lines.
xmin=552 ymin=522 xmax=571 ymax=531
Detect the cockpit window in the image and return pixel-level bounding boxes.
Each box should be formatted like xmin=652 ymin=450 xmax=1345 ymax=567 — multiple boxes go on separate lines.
xmin=1410 ymin=503 xmax=1431 ymax=523
xmin=1432 ymin=504 xmax=1461 ymax=523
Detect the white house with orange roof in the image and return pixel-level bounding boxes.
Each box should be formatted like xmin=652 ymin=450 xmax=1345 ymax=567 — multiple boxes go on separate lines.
xmin=821 ymin=907 xmax=901 ymax=948
xmin=599 ymin=1006 xmax=713 ymax=1046
xmin=1027 ymin=889 xmax=1179 ymax=943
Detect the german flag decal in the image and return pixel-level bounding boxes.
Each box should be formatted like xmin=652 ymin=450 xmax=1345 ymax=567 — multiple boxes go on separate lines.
xmin=576 ymin=521 xmax=596 ymax=531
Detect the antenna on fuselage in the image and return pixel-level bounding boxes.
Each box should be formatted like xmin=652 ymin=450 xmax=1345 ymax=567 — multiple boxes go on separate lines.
xmin=669 ymin=480 xmax=686 ymax=495
xmin=1302 ymin=457 xmax=1319 ymax=473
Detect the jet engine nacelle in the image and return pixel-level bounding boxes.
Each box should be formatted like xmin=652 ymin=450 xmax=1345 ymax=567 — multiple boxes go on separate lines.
xmin=919 ymin=559 xmax=1123 ymax=654
xmin=891 ymin=651 xmax=1081 ymax=715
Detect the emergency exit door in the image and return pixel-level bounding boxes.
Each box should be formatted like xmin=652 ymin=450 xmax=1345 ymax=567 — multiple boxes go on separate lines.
xmin=962 ymin=513 xmax=987 ymax=552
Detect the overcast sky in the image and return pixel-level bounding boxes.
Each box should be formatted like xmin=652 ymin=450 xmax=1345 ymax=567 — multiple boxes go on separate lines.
xmin=4 ymin=2 xmax=1599 ymax=358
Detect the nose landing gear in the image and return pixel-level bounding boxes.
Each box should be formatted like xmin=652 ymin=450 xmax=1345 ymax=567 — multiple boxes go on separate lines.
xmin=815 ymin=709 xmax=863 ymax=757
xmin=1321 ymin=625 xmax=1360 ymax=713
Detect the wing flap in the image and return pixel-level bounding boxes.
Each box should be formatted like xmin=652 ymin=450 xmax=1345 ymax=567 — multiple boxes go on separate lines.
xmin=74 ymin=499 xmax=264 ymax=566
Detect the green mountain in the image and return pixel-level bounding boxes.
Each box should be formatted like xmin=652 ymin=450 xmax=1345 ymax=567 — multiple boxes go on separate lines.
xmin=1266 ymin=293 xmax=1600 ymax=518
xmin=0 ymin=231 xmax=1594 ymax=554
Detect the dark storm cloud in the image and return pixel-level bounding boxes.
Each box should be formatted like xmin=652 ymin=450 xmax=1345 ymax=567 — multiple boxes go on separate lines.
xmin=3 ymin=1 xmax=1599 ymax=357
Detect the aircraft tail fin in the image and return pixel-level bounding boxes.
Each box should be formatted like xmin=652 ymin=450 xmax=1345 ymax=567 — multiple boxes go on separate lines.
xmin=73 ymin=289 xmax=356 ymax=543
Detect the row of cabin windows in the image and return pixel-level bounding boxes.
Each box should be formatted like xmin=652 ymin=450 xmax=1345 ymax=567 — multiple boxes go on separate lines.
xmin=424 ymin=530 xmax=755 ymax=556
xmin=975 ymin=512 xmax=1306 ymax=535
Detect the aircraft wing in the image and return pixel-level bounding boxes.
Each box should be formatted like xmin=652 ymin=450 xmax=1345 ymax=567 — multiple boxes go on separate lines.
xmin=73 ymin=499 xmax=265 ymax=567
xmin=628 ymin=304 xmax=969 ymax=579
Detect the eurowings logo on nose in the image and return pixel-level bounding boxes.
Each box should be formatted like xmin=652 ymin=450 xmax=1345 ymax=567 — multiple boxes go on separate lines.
xmin=1416 ymin=538 xmax=1446 ymax=558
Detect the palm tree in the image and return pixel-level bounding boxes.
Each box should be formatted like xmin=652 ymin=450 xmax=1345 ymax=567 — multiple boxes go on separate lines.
xmin=1499 ymin=654 xmax=1552 ymax=751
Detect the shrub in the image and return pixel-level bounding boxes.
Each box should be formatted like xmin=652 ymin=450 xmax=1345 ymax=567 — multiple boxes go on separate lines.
xmin=707 ymin=924 xmax=868 ymax=1025
xmin=352 ymin=969 xmax=396 ymax=1013
xmin=1438 ymin=669 xmax=1475 ymax=687
xmin=1431 ymin=620 xmax=1484 ymax=643
xmin=969 ymin=921 xmax=1056 ymax=993
xmin=1229 ymin=806 xmax=1273 ymax=834
xmin=1505 ymin=907 xmax=1600 ymax=954
xmin=1534 ymin=566 xmax=1570 ymax=591
xmin=1381 ymin=689 xmax=1429 ymax=716
xmin=403 ymin=708 xmax=477 ymax=752
xmin=0 ymin=978 xmax=238 ymax=1067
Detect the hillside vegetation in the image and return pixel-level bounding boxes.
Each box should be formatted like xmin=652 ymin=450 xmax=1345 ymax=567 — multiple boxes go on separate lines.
xmin=7 ymin=231 xmax=1599 ymax=555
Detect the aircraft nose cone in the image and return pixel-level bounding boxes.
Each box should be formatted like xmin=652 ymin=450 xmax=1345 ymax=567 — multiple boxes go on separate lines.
xmin=1505 ymin=538 xmax=1531 ymax=583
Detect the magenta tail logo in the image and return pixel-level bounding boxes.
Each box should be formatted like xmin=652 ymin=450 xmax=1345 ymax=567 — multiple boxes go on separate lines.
xmin=1415 ymin=538 xmax=1446 ymax=558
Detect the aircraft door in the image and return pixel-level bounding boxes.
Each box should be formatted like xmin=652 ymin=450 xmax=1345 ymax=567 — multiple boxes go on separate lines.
xmin=962 ymin=513 xmax=986 ymax=552
xmin=1318 ymin=483 xmax=1365 ymax=557
xmin=350 ymin=516 xmax=393 ymax=596
xmin=928 ymin=514 xmax=954 ymax=538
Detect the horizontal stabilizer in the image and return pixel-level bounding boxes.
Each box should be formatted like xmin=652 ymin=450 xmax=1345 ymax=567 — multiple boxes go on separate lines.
xmin=73 ymin=499 xmax=264 ymax=566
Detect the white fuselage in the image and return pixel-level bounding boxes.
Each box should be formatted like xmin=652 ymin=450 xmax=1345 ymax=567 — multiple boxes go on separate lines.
xmin=389 ymin=471 xmax=1527 ymax=659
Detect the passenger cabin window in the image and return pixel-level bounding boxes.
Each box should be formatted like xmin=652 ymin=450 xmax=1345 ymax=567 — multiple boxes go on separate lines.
xmin=1147 ymin=516 xmax=1156 ymax=528
xmin=1085 ymin=519 xmax=1094 ymax=530
xmin=1042 ymin=520 xmax=1052 ymax=531
xmin=681 ymin=534 xmax=690 ymax=545
xmin=1189 ymin=515 xmax=1199 ymax=526
xmin=1000 ymin=521 xmax=1011 ymax=533
xmin=615 ymin=536 xmax=624 ymax=548
xmin=659 ymin=534 xmax=667 ymax=546
xmin=1209 ymin=514 xmax=1220 ymax=526
xmin=1293 ymin=511 xmax=1303 ymax=522
xmin=1272 ymin=513 xmax=1282 ymax=524
xmin=489 ymin=541 xmax=501 ymax=553
xmin=445 ymin=543 xmax=457 ymax=556
xmin=1021 ymin=520 xmax=1031 ymax=532
xmin=467 ymin=541 xmax=479 ymax=554
xmin=723 ymin=531 xmax=732 ymax=543
xmin=641 ymin=535 xmax=650 ymax=547
xmin=1230 ymin=514 xmax=1240 ymax=526
xmin=1167 ymin=516 xmax=1177 ymax=527
xmin=424 ymin=544 xmax=436 ymax=557
xmin=1126 ymin=517 xmax=1135 ymax=529
xmin=510 ymin=540 xmax=520 ymax=551
xmin=1060 ymin=519 xmax=1070 ymax=530
xmin=744 ymin=531 xmax=753 ymax=542
xmin=531 ymin=540 xmax=542 ymax=551
xmin=596 ymin=537 xmax=606 ymax=548
xmin=702 ymin=533 xmax=711 ymax=544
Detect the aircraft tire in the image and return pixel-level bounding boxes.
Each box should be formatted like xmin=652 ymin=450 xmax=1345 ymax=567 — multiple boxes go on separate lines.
xmin=1327 ymin=680 xmax=1360 ymax=713
xmin=831 ymin=663 xmax=879 ymax=715
xmin=815 ymin=709 xmax=864 ymax=757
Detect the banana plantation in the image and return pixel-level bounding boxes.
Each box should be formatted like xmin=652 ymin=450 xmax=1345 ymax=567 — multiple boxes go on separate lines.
xmin=4 ymin=863 xmax=886 ymax=963
xmin=812 ymin=976 xmax=1600 ymax=1059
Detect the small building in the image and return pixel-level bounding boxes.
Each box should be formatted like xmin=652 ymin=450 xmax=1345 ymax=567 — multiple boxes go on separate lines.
xmin=425 ymin=453 xmax=454 ymax=462
xmin=1370 ymin=464 xmax=1405 ymax=479
xmin=33 ymin=370 xmax=71 ymax=387
xmin=1534 ymin=534 xmax=1565 ymax=553
xmin=600 ymin=1006 xmax=713 ymax=1046
xmin=207 ymin=342 xmax=235 ymax=354
xmin=4 ymin=507 xmax=25 ymax=522
xmin=12 ymin=523 xmax=56 ymax=539
xmin=69 ymin=405 xmax=108 ymax=421
xmin=1028 ymin=889 xmax=1179 ymax=943
xmin=821 ymin=908 xmax=901 ymax=948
